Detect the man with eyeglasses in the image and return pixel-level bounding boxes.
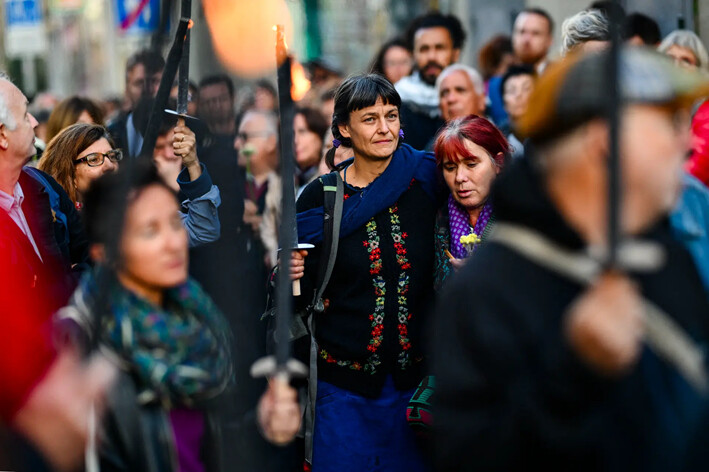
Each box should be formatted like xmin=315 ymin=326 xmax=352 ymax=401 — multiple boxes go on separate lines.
xmin=234 ymin=109 xmax=280 ymax=268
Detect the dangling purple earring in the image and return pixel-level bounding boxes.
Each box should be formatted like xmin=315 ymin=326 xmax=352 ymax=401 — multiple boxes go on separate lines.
xmin=399 ymin=129 xmax=405 ymax=140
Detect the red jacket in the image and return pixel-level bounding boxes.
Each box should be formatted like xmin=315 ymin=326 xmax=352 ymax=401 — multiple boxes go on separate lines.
xmin=0 ymin=173 xmax=75 ymax=420
xmin=687 ymin=100 xmax=709 ymax=186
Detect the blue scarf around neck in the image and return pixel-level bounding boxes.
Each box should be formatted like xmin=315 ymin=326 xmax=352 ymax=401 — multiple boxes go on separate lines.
xmin=296 ymin=143 xmax=441 ymax=244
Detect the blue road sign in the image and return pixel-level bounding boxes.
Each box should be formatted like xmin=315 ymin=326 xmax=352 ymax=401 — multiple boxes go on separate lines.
xmin=6 ymin=0 xmax=43 ymax=27
xmin=115 ymin=0 xmax=160 ymax=33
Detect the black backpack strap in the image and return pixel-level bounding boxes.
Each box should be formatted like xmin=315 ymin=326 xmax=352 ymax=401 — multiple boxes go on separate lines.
xmin=304 ymin=170 xmax=343 ymax=465
xmin=310 ymin=171 xmax=344 ymax=312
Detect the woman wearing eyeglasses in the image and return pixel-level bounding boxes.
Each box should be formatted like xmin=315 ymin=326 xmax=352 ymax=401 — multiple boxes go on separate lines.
xmin=39 ymin=123 xmax=221 ymax=248
xmin=39 ymin=123 xmax=121 ymax=209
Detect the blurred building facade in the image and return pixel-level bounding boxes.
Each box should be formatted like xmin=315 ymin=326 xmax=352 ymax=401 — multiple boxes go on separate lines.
xmin=0 ymin=0 xmax=706 ymax=99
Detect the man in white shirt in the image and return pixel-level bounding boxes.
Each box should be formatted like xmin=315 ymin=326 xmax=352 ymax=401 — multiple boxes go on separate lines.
xmin=0 ymin=73 xmax=75 ymax=305
xmin=0 ymin=72 xmax=113 ymax=472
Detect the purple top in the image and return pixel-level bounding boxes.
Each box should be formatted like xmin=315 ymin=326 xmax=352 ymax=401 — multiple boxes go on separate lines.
xmin=169 ymin=408 xmax=205 ymax=472
xmin=448 ymin=195 xmax=493 ymax=259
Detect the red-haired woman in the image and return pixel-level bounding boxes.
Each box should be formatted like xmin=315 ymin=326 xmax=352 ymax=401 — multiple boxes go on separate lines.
xmin=406 ymin=115 xmax=509 ymax=439
xmin=433 ymin=115 xmax=510 ymax=289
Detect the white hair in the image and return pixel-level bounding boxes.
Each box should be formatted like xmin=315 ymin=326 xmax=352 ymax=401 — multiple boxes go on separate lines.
xmin=560 ymin=9 xmax=610 ymax=56
xmin=658 ymin=30 xmax=709 ymax=71
xmin=240 ymin=109 xmax=278 ymax=136
xmin=0 ymin=72 xmax=16 ymax=130
xmin=435 ymin=64 xmax=485 ymax=97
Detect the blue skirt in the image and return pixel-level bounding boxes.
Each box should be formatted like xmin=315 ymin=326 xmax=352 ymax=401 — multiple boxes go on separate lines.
xmin=312 ymin=376 xmax=429 ymax=472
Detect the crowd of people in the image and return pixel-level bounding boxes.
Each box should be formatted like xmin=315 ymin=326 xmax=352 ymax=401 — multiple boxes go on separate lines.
xmin=2 ymin=1 xmax=709 ymax=471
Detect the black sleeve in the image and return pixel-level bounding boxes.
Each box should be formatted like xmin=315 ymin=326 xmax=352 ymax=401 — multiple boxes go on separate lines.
xmin=295 ymin=177 xmax=325 ymax=213
xmin=293 ymin=178 xmax=326 ymax=310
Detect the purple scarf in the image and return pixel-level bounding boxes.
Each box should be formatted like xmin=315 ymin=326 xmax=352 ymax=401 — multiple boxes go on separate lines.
xmin=448 ymin=195 xmax=493 ymax=259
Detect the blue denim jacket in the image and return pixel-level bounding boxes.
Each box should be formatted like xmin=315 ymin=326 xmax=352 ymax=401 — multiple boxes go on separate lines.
xmin=670 ymin=173 xmax=709 ymax=293
xmin=177 ymin=164 xmax=222 ymax=247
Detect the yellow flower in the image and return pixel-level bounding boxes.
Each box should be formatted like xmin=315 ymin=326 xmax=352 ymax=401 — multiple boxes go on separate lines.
xmin=459 ymin=233 xmax=481 ymax=246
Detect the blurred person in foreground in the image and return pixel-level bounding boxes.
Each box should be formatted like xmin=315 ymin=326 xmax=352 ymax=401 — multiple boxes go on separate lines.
xmin=370 ymin=38 xmax=414 ymax=85
xmin=396 ymin=11 xmax=467 ymax=150
xmin=292 ymin=74 xmax=440 ymax=471
xmin=54 ymin=161 xmax=300 ymax=471
xmin=0 ymin=72 xmax=111 ymax=472
xmin=432 ymin=115 xmax=509 ymax=290
xmin=433 ymin=48 xmax=709 ymax=470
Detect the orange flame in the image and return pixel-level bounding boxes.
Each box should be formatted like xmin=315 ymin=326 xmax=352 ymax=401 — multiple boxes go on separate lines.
xmin=291 ymin=60 xmax=311 ymax=102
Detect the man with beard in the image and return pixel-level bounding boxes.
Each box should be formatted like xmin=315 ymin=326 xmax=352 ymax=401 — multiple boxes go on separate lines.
xmin=396 ymin=11 xmax=466 ymax=150
xmin=512 ymin=8 xmax=554 ymax=74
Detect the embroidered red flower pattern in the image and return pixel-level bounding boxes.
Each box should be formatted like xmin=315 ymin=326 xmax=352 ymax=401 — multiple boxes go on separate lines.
xmin=317 ymin=205 xmax=414 ymax=373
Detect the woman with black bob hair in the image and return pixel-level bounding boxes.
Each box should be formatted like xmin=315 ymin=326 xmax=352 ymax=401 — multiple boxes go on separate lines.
xmin=292 ymin=74 xmax=440 ymax=471
xmin=55 ymin=160 xmax=301 ymax=471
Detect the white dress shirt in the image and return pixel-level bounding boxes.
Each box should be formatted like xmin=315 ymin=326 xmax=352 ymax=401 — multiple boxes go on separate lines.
xmin=0 ymin=182 xmax=43 ymax=261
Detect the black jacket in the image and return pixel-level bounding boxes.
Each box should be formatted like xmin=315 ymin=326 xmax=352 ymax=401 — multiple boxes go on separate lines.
xmin=399 ymin=102 xmax=445 ymax=152
xmin=432 ymin=157 xmax=709 ymax=471
xmin=99 ymin=371 xmax=222 ymax=472
xmin=296 ymin=177 xmax=438 ymax=398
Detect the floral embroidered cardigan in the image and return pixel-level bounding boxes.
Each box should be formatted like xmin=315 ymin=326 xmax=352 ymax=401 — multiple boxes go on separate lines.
xmin=295 ymin=178 xmax=437 ymax=398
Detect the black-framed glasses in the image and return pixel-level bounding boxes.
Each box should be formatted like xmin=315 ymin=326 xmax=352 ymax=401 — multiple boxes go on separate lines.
xmin=74 ymin=149 xmax=123 ymax=167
